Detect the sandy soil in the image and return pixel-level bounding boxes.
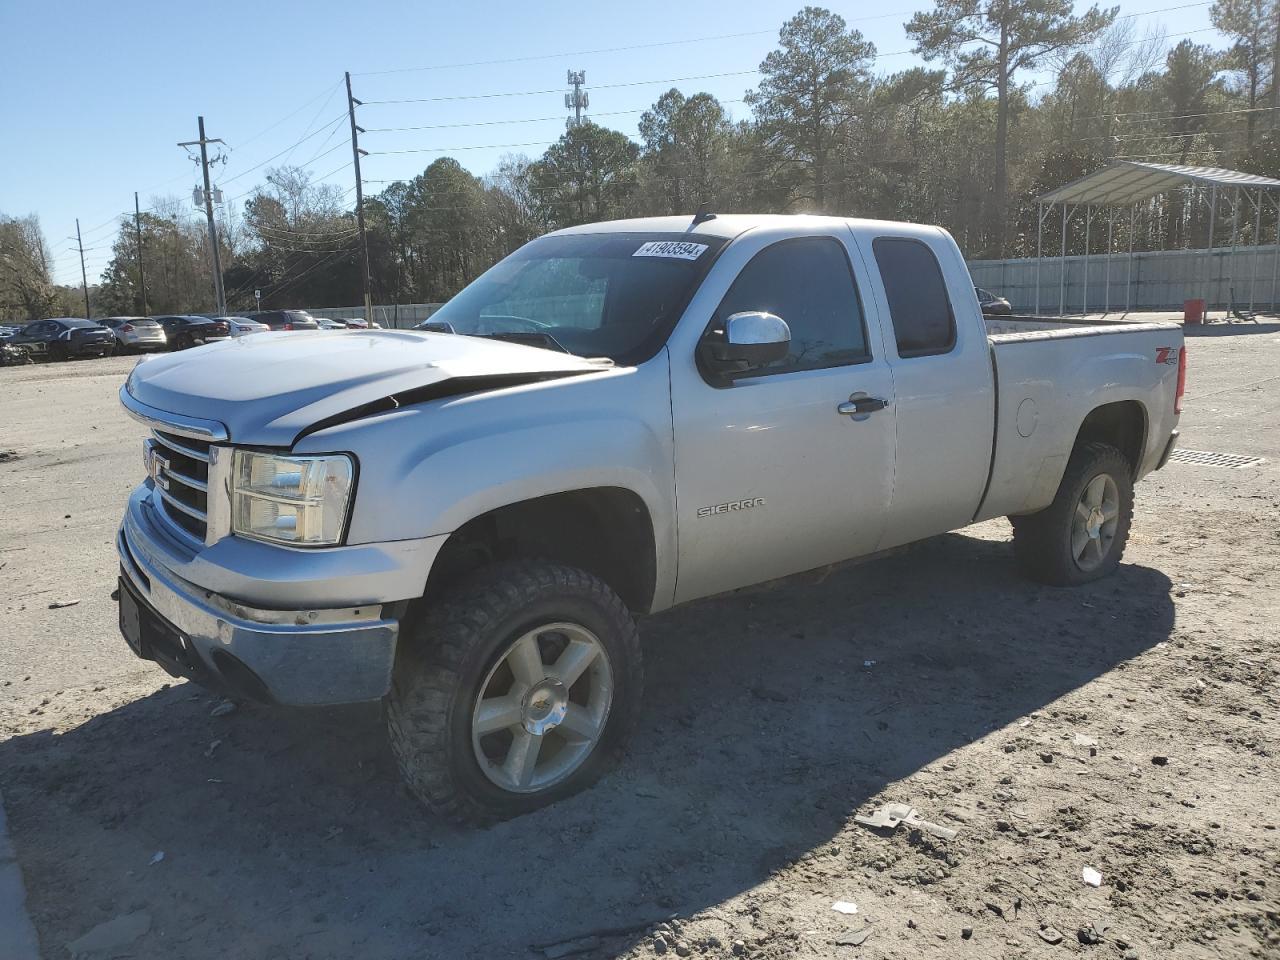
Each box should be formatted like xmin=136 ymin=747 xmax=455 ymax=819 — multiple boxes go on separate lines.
xmin=1 ymin=328 xmax=1277 ymax=960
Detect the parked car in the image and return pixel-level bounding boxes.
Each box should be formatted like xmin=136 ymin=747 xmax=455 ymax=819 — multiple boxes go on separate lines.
xmin=316 ymin=317 xmax=349 ymax=330
xmin=116 ymin=214 xmax=1184 ymax=824
xmin=340 ymin=316 xmax=381 ymax=329
xmin=0 ymin=324 xmax=22 ymax=339
xmin=0 ymin=340 xmax=32 ymax=365
xmin=220 ymin=317 xmax=270 ymax=338
xmin=155 ymin=315 xmax=231 ymax=350
xmin=241 ymin=310 xmax=320 ymax=331
xmin=977 ymin=287 xmax=1012 ymax=315
xmin=11 ymin=317 xmax=115 ymax=360
xmin=99 ymin=317 xmax=168 ymax=353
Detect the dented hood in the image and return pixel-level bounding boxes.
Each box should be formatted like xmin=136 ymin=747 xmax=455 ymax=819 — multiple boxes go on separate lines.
xmin=123 ymin=329 xmax=603 ymax=446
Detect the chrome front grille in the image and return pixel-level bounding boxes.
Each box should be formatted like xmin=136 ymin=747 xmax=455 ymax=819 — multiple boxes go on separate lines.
xmin=150 ymin=429 xmax=211 ymax=543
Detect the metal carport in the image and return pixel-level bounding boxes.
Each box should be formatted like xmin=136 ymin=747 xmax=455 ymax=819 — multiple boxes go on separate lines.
xmin=1034 ymin=161 xmax=1280 ymax=318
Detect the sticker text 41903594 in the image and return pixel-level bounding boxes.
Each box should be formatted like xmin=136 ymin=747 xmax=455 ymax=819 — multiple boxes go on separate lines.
xmin=632 ymin=241 xmax=709 ymax=261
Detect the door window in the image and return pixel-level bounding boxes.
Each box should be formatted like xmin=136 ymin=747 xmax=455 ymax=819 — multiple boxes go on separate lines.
xmin=873 ymin=237 xmax=956 ymax=357
xmin=712 ymin=237 xmax=870 ymax=377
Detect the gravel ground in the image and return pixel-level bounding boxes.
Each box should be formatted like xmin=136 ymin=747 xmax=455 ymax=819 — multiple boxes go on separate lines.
xmin=1 ymin=329 xmax=1277 ymax=960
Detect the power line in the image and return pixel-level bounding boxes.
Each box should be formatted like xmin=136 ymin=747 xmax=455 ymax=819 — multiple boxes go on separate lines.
xmin=230 ymin=77 xmax=347 ymax=151
xmin=364 ymin=101 xmax=747 ymax=134
xmin=222 ymin=156 xmax=354 ymax=207
xmin=363 ymin=70 xmax=760 ymax=105
xmin=278 ymin=83 xmax=345 ymax=169
xmin=220 ymin=113 xmax=349 ymax=185
xmin=352 ymin=1 xmax=1211 ymax=77
xmin=1110 ymin=104 xmax=1280 ymax=126
xmin=256 ymin=222 xmax=360 ymax=239
xmin=370 ymin=139 xmax=580 ymax=155
xmin=258 ymin=247 xmax=358 ymax=303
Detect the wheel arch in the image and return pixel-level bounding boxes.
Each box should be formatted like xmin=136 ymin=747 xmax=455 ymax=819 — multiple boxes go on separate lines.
xmin=422 ymin=487 xmax=659 ymax=614
xmin=1071 ymin=399 xmax=1148 ymax=478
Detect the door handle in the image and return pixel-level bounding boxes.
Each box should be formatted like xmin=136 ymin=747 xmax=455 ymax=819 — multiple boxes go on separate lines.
xmin=837 ymin=395 xmax=889 ymax=417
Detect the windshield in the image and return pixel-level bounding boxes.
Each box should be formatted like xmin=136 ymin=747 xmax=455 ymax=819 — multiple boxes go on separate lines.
xmin=63 ymin=319 xmax=100 ymax=328
xmin=423 ymin=232 xmax=726 ymax=362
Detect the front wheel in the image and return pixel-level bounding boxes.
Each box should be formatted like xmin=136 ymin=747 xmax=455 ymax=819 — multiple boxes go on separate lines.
xmin=1011 ymin=441 xmax=1134 ymax=586
xmin=386 ymin=560 xmax=643 ymax=825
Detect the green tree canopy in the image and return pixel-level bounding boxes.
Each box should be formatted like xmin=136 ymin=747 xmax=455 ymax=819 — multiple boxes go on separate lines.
xmin=745 ymin=6 xmax=876 ymax=211
xmin=528 ymin=123 xmax=639 ymax=227
xmin=908 ymin=0 xmax=1116 ymax=255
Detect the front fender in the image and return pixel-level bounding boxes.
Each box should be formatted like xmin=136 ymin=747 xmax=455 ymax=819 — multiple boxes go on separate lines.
xmin=297 ymin=355 xmax=678 ymax=608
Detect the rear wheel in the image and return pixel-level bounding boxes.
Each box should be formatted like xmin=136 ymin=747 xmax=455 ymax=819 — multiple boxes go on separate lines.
xmin=386 ymin=560 xmax=643 ymax=825
xmin=1011 ymin=441 xmax=1134 ymax=586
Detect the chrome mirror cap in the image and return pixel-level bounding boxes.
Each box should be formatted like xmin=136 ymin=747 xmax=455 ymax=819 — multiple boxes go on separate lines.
xmin=725 ymin=311 xmax=791 ymax=347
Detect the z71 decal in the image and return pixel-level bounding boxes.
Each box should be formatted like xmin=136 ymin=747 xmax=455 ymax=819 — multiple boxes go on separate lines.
xmin=1156 ymin=346 xmax=1180 ymax=365
xmin=697 ymin=497 xmax=766 ymax=518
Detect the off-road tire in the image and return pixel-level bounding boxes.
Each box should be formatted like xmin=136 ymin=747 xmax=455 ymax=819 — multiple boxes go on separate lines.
xmin=386 ymin=560 xmax=643 ymax=825
xmin=1011 ymin=441 xmax=1134 ymax=586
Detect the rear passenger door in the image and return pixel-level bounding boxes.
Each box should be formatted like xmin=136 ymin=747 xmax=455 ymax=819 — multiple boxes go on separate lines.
xmin=670 ymin=228 xmax=898 ymax=603
xmin=858 ymin=229 xmax=996 ymax=547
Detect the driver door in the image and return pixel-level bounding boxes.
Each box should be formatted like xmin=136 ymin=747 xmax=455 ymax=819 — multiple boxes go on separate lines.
xmin=670 ymin=229 xmax=898 ymax=603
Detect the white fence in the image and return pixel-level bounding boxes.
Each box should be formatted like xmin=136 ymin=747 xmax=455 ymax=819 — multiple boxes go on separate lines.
xmin=301 ymin=244 xmax=1280 ymax=324
xmin=967 ymin=243 xmax=1280 ymax=315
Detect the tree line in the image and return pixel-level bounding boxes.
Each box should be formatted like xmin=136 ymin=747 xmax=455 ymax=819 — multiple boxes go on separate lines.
xmin=2 ymin=0 xmax=1277 ymax=322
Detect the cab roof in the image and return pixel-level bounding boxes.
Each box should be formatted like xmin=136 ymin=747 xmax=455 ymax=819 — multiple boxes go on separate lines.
xmin=548 ymin=213 xmax=947 ymax=244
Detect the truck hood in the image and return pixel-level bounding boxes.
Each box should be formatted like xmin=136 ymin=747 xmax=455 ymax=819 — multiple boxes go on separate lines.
xmin=123 ymin=329 xmax=604 ymax=446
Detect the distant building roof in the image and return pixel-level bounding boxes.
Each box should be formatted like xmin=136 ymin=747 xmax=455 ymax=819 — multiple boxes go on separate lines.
xmin=1039 ymin=160 xmax=1280 ymax=206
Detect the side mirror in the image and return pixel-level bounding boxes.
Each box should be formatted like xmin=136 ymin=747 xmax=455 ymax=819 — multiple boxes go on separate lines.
xmin=698 ymin=311 xmax=791 ymax=381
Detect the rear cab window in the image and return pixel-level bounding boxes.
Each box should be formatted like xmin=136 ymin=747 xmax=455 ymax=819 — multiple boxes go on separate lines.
xmin=873 ymin=237 xmax=956 ymax=358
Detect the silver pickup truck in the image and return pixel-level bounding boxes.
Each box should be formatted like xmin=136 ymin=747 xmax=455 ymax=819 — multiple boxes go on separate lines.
xmin=115 ymin=214 xmax=1184 ymax=822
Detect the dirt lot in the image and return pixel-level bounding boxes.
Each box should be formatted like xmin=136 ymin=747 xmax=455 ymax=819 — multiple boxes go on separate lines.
xmin=1 ymin=329 xmax=1277 ymax=960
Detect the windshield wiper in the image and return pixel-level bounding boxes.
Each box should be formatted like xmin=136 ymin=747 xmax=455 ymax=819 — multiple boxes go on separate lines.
xmin=477 ymin=331 xmax=571 ymax=354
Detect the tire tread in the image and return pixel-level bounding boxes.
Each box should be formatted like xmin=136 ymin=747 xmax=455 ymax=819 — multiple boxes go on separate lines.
xmin=1011 ymin=441 xmax=1135 ymax=586
xmin=385 ymin=560 xmax=642 ymax=826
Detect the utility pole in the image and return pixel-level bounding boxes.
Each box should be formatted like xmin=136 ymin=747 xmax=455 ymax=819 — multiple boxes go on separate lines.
xmin=178 ymin=116 xmax=227 ymax=316
xmin=134 ymin=192 xmax=149 ymax=314
xmin=345 ymin=72 xmax=373 ymax=325
xmin=74 ymin=218 xmax=91 ymax=318
xmin=565 ymin=70 xmax=588 ymax=129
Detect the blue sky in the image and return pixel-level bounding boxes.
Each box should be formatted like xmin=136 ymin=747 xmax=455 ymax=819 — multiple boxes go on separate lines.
xmin=0 ymin=0 xmax=1217 ymax=285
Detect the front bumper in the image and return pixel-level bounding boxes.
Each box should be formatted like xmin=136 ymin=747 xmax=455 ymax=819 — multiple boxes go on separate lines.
xmin=116 ymin=484 xmax=443 ymax=705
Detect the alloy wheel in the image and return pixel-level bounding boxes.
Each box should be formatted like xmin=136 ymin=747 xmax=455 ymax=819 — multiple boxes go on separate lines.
xmin=470 ymin=622 xmax=613 ymax=794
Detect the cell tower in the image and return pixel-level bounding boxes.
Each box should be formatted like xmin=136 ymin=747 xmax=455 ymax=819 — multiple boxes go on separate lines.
xmin=565 ymin=70 xmax=589 ymax=129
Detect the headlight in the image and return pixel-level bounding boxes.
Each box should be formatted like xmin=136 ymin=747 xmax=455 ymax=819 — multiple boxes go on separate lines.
xmin=231 ymin=450 xmax=354 ymax=547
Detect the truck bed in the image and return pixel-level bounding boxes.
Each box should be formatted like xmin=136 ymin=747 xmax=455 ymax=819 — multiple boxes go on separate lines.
xmin=984 ymin=314 xmax=1178 ymax=339
xmin=975 ymin=314 xmax=1183 ymax=523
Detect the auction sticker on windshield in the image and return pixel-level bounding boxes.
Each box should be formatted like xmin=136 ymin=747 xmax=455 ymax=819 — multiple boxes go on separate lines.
xmin=632 ymin=241 xmax=709 ymax=260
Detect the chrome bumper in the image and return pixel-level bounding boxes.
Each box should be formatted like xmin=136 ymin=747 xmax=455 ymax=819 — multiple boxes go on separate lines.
xmin=116 ymin=488 xmax=417 ymax=706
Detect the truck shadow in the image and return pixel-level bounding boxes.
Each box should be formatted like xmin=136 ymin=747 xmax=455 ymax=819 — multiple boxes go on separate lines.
xmin=0 ymin=529 xmax=1174 ymax=959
